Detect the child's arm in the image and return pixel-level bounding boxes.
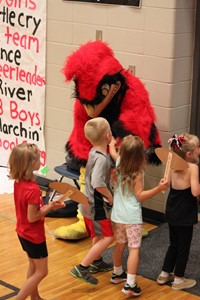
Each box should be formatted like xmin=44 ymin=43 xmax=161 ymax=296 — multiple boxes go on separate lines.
xmin=27 ymin=200 xmax=65 ymax=223
xmin=96 ymin=187 xmax=113 ymax=205
xmin=109 ymin=136 xmax=119 ymax=162
xmin=134 ymin=172 xmax=169 ymax=202
xmin=189 ymin=163 xmax=200 ymax=197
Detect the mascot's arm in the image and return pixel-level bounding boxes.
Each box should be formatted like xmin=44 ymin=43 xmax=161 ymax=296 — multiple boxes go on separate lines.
xmin=83 ymin=83 xmax=120 ymax=118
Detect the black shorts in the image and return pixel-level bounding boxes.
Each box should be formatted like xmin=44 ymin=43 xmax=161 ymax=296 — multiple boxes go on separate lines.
xmin=18 ymin=235 xmax=48 ymax=259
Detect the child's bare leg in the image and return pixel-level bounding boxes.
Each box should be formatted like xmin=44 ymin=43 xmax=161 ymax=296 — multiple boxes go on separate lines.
xmin=16 ymin=257 xmax=48 ymax=300
xmin=91 ymin=236 xmax=101 ymax=260
xmin=25 ymin=258 xmax=41 ymax=300
xmin=122 ymin=247 xmax=142 ymax=296
xmin=31 ymin=288 xmax=44 ymax=300
xmin=112 ymin=242 xmax=126 ymax=267
xmin=81 ymin=236 xmax=114 ymax=266
xmin=127 ymin=247 xmax=139 ymax=275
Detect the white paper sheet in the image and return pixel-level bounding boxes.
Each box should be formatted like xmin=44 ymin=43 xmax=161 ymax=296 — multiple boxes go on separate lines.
xmin=0 ymin=167 xmax=14 ymax=194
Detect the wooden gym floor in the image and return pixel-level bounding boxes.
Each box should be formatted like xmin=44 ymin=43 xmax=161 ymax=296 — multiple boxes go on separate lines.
xmin=1 ymin=193 xmax=199 ymax=300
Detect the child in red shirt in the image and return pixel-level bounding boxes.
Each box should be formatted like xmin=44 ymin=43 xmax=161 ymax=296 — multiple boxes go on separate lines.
xmin=9 ymin=143 xmax=65 ymax=300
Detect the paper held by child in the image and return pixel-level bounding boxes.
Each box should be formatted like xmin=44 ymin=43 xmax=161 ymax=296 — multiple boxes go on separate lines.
xmin=49 ymin=182 xmax=88 ymax=205
xmin=155 ymin=147 xmax=188 ymax=181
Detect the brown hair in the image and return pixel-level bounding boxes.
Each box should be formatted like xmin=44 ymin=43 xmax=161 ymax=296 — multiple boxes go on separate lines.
xmin=113 ymin=135 xmax=145 ymax=194
xmin=8 ymin=143 xmax=40 ymax=181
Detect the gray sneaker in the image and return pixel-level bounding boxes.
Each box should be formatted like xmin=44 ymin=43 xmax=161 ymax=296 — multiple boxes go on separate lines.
xmin=89 ymin=259 xmax=113 ymax=273
xmin=172 ymin=278 xmax=196 ymax=290
xmin=70 ymin=265 xmax=98 ymax=285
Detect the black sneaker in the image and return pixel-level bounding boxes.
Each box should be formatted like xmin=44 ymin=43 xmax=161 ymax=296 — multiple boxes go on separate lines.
xmin=111 ymin=271 xmax=127 ymax=284
xmin=122 ymin=283 xmax=142 ymax=296
xmin=89 ymin=258 xmax=113 ymax=273
xmin=70 ymin=265 xmax=98 ymax=285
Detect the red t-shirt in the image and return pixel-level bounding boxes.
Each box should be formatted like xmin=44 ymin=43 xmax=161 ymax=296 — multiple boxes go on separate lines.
xmin=14 ymin=180 xmax=45 ymax=244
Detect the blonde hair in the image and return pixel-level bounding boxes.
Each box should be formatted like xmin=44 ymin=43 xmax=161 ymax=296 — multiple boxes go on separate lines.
xmin=84 ymin=117 xmax=110 ymax=145
xmin=168 ymin=133 xmax=199 ymax=161
xmin=113 ymin=135 xmax=145 ymax=194
xmin=8 ymin=143 xmax=40 ymax=181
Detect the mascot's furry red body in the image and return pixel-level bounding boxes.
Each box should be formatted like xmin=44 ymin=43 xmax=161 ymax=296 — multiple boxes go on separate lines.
xmin=64 ymin=40 xmax=161 ymax=166
xmin=53 ymin=41 xmax=161 ymax=240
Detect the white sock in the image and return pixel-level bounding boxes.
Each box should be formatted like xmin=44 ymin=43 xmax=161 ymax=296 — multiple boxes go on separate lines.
xmin=114 ymin=265 xmax=123 ymax=275
xmin=174 ymin=277 xmax=184 ymax=284
xmin=160 ymin=271 xmax=170 ymax=278
xmin=127 ymin=274 xmax=136 ymax=286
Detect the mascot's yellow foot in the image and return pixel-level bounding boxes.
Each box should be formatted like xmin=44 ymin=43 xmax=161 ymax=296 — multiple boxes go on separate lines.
xmin=53 ymin=221 xmax=148 ymax=240
xmin=53 ymin=220 xmax=89 ymax=240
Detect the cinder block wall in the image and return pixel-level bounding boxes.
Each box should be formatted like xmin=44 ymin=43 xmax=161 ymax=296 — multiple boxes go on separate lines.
xmin=45 ymin=0 xmax=196 ymax=213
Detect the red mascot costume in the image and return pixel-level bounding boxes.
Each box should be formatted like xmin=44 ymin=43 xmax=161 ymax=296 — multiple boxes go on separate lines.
xmin=53 ymin=40 xmax=161 ymax=240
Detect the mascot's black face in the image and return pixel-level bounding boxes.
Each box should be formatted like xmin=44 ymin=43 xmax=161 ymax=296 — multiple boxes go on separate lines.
xmin=73 ymin=71 xmax=128 ymax=130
